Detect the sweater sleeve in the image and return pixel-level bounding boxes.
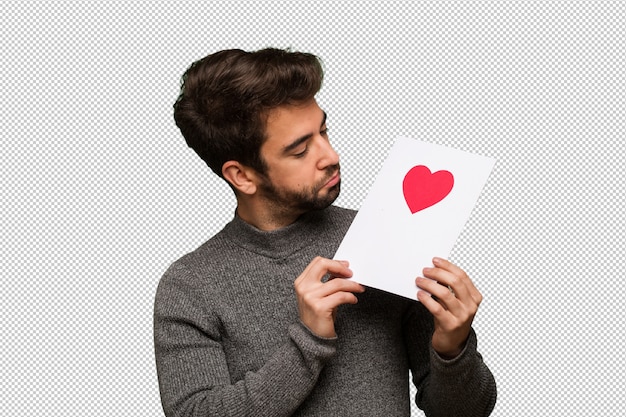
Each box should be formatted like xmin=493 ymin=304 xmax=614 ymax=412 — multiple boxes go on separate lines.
xmin=404 ymin=302 xmax=497 ymax=417
xmin=154 ymin=262 xmax=336 ymax=417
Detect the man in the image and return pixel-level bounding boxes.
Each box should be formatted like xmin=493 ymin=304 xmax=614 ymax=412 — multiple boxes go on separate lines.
xmin=154 ymin=48 xmax=496 ymax=416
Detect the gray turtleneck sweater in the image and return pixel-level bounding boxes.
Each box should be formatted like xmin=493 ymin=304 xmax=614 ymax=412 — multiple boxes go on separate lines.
xmin=154 ymin=205 xmax=496 ymax=416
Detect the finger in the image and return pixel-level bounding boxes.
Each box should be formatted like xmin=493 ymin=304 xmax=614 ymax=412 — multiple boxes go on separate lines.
xmin=322 ymin=291 xmax=360 ymax=309
xmin=327 ymin=261 xmax=351 ymax=280
xmin=299 ymin=288 xmax=359 ymax=312
xmin=431 ymin=257 xmax=464 ymax=276
xmin=422 ymin=266 xmax=471 ymax=303
xmin=432 ymin=258 xmax=483 ymax=306
xmin=295 ymin=257 xmax=353 ymax=286
xmin=415 ymin=277 xmax=457 ymax=311
xmin=417 ymin=289 xmax=451 ymax=317
xmin=314 ymin=276 xmax=365 ymax=298
xmin=299 ymin=286 xmax=361 ymax=318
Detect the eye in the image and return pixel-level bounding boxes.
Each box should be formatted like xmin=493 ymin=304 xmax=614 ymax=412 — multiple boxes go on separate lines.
xmin=320 ymin=127 xmax=329 ymax=137
xmin=294 ymin=147 xmax=309 ymax=158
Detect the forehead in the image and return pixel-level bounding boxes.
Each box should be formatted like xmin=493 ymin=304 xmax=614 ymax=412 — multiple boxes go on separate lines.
xmin=263 ymin=99 xmax=324 ymax=146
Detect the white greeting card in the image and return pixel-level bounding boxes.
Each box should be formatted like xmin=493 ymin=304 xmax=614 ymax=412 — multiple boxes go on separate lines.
xmin=334 ymin=137 xmax=495 ymax=300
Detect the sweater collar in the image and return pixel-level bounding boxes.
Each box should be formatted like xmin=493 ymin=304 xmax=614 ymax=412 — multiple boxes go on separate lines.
xmin=223 ymin=208 xmax=328 ymax=259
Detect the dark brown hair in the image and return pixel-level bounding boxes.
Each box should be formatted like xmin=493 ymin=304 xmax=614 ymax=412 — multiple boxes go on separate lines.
xmin=173 ymin=48 xmax=324 ymax=178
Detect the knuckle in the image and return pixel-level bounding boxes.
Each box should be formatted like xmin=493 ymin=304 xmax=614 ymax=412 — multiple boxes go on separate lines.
xmin=300 ymin=292 xmax=315 ymax=305
xmin=448 ymin=276 xmax=461 ymax=287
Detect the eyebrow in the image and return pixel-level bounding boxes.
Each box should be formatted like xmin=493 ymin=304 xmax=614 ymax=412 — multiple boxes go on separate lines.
xmin=282 ymin=111 xmax=327 ymax=155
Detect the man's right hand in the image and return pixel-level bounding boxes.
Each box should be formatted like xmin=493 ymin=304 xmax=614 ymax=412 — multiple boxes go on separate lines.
xmin=294 ymin=257 xmax=365 ymax=338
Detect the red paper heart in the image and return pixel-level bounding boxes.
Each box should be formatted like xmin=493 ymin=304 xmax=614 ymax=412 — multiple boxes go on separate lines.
xmin=402 ymin=165 xmax=454 ymax=213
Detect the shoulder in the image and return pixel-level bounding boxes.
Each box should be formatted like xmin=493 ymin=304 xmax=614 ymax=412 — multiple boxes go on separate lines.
xmin=155 ymin=225 xmax=237 ymax=303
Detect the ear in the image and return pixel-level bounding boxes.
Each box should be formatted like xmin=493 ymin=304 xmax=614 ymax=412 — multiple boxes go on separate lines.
xmin=222 ymin=161 xmax=259 ymax=195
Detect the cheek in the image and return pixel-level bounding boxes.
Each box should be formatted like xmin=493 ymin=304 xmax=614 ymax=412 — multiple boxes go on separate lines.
xmin=266 ymin=159 xmax=319 ymax=190
xmin=281 ymin=165 xmax=312 ymax=184
xmin=266 ymin=168 xmax=303 ymax=190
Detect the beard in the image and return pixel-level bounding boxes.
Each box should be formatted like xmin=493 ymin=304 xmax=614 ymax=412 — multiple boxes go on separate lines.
xmin=257 ymin=164 xmax=341 ymax=215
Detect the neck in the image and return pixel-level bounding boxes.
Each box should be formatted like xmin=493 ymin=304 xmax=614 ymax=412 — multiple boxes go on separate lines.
xmin=235 ymin=197 xmax=304 ymax=231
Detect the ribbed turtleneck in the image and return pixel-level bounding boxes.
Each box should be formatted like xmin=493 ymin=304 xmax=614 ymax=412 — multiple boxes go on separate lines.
xmin=221 ymin=206 xmax=345 ymax=259
xmin=154 ymin=203 xmax=497 ymax=416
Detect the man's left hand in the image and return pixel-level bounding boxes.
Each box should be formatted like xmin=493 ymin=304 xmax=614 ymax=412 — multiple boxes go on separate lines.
xmin=415 ymin=257 xmax=483 ymax=359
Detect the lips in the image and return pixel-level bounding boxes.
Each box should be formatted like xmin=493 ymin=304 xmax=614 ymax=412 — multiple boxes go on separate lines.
xmin=324 ymin=171 xmax=340 ymax=188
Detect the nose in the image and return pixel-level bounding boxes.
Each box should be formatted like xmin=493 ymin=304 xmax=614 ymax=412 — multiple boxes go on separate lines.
xmin=316 ymin=136 xmax=340 ymax=169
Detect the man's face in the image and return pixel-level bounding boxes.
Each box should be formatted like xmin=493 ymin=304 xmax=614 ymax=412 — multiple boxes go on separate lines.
xmin=257 ymin=99 xmax=341 ymax=215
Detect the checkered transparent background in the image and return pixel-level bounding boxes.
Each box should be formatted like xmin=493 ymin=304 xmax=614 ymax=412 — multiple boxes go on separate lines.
xmin=3 ymin=1 xmax=624 ymax=415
